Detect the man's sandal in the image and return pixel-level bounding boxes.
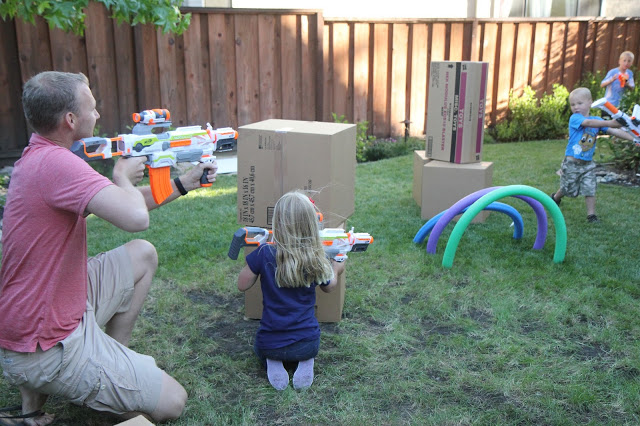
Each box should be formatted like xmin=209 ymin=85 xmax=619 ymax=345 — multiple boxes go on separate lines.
xmin=0 ymin=405 xmax=46 ymax=426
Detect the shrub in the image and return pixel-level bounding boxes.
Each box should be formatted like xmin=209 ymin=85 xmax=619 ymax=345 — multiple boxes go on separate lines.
xmin=602 ymin=137 xmax=640 ymax=176
xmin=331 ymin=113 xmax=422 ymax=162
xmin=491 ymin=84 xmax=570 ymax=142
xmin=575 ymin=70 xmax=606 ymax=100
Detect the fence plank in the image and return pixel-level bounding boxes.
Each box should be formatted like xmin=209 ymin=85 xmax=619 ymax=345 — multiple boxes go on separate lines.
xmin=563 ymin=22 xmax=580 ymax=90
xmin=0 ymin=18 xmax=27 ymax=156
xmin=234 ymin=14 xmax=261 ymax=126
xmin=372 ymin=23 xmax=390 ymax=137
xmin=112 ymin=22 xmax=138 ymax=130
xmin=15 ymin=17 xmax=52 ymax=83
xmin=495 ymin=23 xmax=515 ymax=121
xmin=281 ymin=15 xmax=301 ymax=120
xmin=353 ymin=23 xmax=371 ymax=125
xmin=49 ymin=28 xmax=87 ymax=74
xmin=480 ymin=22 xmax=498 ymax=124
xmin=625 ymin=21 xmax=640 ymax=60
xmin=322 ymin=23 xmax=332 ymax=122
xmin=583 ymin=20 xmax=596 ymax=74
xmin=593 ymin=21 xmax=612 ymax=73
xmin=449 ymin=23 xmax=464 ymax=61
xmin=209 ymin=14 xmax=238 ymax=129
xmin=611 ymin=21 xmax=625 ymax=64
xmin=332 ymin=22 xmax=351 ymax=121
xmin=531 ymin=22 xmax=550 ymax=98
xmin=85 ymin=2 xmax=119 ymax=136
xmin=390 ymin=23 xmax=408 ymax=137
xmin=134 ymin=24 xmax=161 ymax=112
xmin=300 ymin=15 xmax=316 ymax=121
xmin=513 ymin=22 xmax=532 ymax=97
xmin=183 ymin=15 xmax=212 ymax=126
xmin=546 ymin=22 xmax=565 ymax=95
xmin=157 ymin=31 xmax=187 ymax=127
xmin=409 ymin=23 xmax=428 ymax=136
xmin=256 ymin=14 xmax=280 ymax=121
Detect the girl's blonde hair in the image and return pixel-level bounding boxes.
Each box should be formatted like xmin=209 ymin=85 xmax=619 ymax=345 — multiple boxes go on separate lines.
xmin=272 ymin=191 xmax=333 ymax=288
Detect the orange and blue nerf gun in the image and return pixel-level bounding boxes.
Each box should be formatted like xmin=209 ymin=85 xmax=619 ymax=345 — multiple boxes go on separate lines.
xmin=71 ymin=109 xmax=238 ymax=204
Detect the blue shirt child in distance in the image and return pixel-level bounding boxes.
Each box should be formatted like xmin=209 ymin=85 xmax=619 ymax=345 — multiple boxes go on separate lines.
xmin=601 ymin=51 xmax=635 ymax=108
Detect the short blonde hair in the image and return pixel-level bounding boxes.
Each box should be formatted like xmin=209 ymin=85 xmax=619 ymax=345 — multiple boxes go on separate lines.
xmin=569 ymin=87 xmax=592 ymax=103
xmin=620 ymin=51 xmax=635 ymax=61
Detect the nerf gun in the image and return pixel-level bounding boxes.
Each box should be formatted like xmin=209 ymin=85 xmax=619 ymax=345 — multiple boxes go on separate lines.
xmin=71 ymin=109 xmax=238 ymax=204
xmin=227 ymin=226 xmax=373 ymax=262
xmin=591 ymin=98 xmax=640 ymax=145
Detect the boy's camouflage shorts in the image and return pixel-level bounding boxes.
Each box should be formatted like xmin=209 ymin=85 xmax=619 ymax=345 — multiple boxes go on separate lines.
xmin=559 ymin=156 xmax=597 ymax=197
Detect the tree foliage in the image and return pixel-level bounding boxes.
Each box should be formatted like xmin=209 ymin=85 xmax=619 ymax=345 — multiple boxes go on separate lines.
xmin=0 ymin=0 xmax=191 ymax=35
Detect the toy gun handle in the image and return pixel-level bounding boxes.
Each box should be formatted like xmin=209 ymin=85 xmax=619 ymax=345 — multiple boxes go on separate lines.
xmin=228 ymin=227 xmax=272 ymax=260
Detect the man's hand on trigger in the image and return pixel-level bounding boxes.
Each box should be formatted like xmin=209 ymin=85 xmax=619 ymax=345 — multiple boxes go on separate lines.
xmin=113 ymin=156 xmax=147 ymax=187
xmin=179 ymin=161 xmax=218 ymax=191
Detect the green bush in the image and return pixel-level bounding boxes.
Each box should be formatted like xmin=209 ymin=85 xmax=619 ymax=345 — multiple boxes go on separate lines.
xmin=331 ymin=113 xmax=423 ymax=163
xmin=575 ymin=70 xmax=606 ymax=100
xmin=603 ymin=137 xmax=640 ymax=175
xmin=491 ymin=84 xmax=570 ymax=142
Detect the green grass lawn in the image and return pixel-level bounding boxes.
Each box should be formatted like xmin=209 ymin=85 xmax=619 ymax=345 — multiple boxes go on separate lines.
xmin=2 ymin=139 xmax=640 ymax=425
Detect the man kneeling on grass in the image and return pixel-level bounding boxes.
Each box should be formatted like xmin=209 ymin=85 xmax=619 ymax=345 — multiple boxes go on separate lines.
xmin=0 ymin=71 xmax=218 ymax=424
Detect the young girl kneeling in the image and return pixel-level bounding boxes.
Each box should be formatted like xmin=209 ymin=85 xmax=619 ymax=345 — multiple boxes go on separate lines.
xmin=237 ymin=191 xmax=345 ymax=390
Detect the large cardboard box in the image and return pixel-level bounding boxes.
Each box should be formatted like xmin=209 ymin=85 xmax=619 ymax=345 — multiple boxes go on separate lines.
xmin=413 ymin=150 xmax=431 ymax=206
xmin=242 ymin=247 xmax=346 ymax=323
xmin=116 ymin=416 xmax=155 ymax=426
xmin=426 ymin=61 xmax=489 ymax=164
xmin=237 ymin=119 xmax=356 ymax=229
xmin=421 ymin=160 xmax=493 ymax=223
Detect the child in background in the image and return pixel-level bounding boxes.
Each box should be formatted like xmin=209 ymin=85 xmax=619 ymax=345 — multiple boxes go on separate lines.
xmin=550 ymin=87 xmax=635 ymax=223
xmin=601 ymin=51 xmax=635 ymax=108
xmin=237 ymin=191 xmax=345 ymax=390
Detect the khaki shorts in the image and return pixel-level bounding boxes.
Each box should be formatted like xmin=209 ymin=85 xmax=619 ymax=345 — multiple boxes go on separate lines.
xmin=0 ymin=246 xmax=163 ymax=415
xmin=559 ymin=156 xmax=597 ymax=197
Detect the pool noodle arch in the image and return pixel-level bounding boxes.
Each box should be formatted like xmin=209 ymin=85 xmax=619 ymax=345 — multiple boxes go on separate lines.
xmin=426 ymin=186 xmax=548 ymax=254
xmin=441 ymin=185 xmax=567 ymax=269
xmin=413 ymin=202 xmax=524 ymax=245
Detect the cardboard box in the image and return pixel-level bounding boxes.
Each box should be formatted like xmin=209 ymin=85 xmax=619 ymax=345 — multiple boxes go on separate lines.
xmin=242 ymin=246 xmax=346 ymax=323
xmin=421 ymin=160 xmax=493 ymax=223
xmin=115 ymin=416 xmax=155 ymax=426
xmin=237 ymin=119 xmax=356 ymax=229
xmin=413 ymin=150 xmax=431 ymax=206
xmin=426 ymin=61 xmax=489 ymax=163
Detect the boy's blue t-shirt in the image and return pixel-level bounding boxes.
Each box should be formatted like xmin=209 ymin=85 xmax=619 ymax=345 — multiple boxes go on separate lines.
xmin=246 ymin=244 xmax=329 ymax=350
xmin=565 ymin=113 xmax=608 ymax=162
xmin=602 ymin=67 xmax=634 ymax=107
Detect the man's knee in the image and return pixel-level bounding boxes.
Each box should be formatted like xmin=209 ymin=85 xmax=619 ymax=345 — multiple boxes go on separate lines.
xmin=152 ymin=374 xmax=187 ymax=421
xmin=125 ymin=240 xmax=158 ymax=274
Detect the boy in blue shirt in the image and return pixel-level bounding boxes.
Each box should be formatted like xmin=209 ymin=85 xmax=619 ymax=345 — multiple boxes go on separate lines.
xmin=601 ymin=51 xmax=635 ymax=108
xmin=550 ymin=87 xmax=635 ymax=223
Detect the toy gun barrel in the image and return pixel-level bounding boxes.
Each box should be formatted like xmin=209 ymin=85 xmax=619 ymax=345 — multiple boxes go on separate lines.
xmin=228 ymin=227 xmax=272 ymax=259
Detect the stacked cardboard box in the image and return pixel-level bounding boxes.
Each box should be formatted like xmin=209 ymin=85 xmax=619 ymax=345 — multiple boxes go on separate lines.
xmin=425 ymin=61 xmax=489 ymax=164
xmin=415 ymin=61 xmax=493 ymax=223
xmin=236 ymin=120 xmax=356 ymax=322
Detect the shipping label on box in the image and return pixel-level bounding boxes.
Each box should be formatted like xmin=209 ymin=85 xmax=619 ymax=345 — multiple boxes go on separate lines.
xmin=237 ymin=120 xmax=356 ymax=229
xmin=426 ymin=61 xmax=489 ymax=164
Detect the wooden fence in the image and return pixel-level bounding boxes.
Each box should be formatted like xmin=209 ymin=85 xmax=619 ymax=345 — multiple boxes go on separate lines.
xmin=2 ymin=6 xmax=640 ymax=162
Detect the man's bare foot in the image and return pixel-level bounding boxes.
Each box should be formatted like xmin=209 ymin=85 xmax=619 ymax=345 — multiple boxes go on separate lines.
xmin=23 ymin=412 xmax=55 ymax=426
xmin=18 ymin=387 xmax=54 ymax=426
